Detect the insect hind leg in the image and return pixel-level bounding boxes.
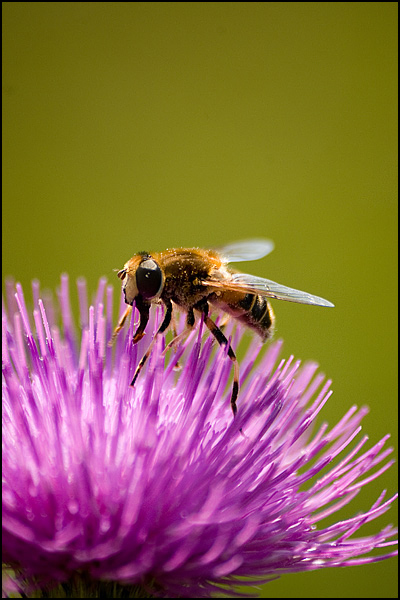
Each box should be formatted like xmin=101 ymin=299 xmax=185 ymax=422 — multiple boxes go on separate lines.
xmin=195 ymin=302 xmax=239 ymax=418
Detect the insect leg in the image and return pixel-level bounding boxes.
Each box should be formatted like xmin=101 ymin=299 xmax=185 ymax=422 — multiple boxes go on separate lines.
xmin=130 ymin=299 xmax=173 ymax=387
xmin=132 ymin=300 xmax=150 ymax=344
xmin=195 ymin=301 xmax=239 ymax=418
xmin=108 ymin=305 xmax=132 ymax=346
xmin=163 ymin=308 xmax=195 ymax=354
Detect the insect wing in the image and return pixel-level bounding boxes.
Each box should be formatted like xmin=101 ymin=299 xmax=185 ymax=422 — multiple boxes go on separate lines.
xmin=221 ymin=273 xmax=334 ymax=307
xmin=216 ymin=239 xmax=275 ymax=263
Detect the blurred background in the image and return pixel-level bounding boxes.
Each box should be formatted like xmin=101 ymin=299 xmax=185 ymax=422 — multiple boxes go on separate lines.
xmin=3 ymin=3 xmax=397 ymax=597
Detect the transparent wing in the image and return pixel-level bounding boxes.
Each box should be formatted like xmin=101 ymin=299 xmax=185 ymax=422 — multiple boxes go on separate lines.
xmin=230 ymin=273 xmax=334 ymax=307
xmin=204 ymin=272 xmax=334 ymax=307
xmin=215 ymin=239 xmax=275 ymax=263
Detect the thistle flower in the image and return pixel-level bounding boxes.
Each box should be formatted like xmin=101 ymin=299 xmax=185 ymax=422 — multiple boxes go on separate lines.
xmin=2 ymin=276 xmax=397 ymax=598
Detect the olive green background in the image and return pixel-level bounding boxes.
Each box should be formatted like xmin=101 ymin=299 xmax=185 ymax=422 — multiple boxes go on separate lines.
xmin=2 ymin=3 xmax=397 ymax=597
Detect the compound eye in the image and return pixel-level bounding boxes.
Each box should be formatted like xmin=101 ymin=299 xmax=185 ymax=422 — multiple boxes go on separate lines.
xmin=136 ymin=259 xmax=163 ymax=299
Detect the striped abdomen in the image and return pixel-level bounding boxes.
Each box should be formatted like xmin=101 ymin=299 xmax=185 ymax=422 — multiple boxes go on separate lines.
xmin=212 ymin=290 xmax=275 ymax=342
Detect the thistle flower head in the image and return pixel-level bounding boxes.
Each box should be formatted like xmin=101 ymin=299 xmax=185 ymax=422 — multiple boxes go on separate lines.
xmin=2 ymin=276 xmax=397 ymax=597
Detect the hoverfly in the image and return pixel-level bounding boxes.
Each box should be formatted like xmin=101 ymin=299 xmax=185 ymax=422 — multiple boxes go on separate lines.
xmin=110 ymin=239 xmax=334 ymax=417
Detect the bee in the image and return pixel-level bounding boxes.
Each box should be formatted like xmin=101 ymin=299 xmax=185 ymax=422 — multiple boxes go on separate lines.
xmin=110 ymin=239 xmax=334 ymax=417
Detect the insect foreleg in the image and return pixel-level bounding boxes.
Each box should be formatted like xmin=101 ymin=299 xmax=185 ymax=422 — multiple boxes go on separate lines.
xmin=109 ymin=305 xmax=132 ymax=346
xmin=130 ymin=299 xmax=173 ymax=387
xmin=132 ymin=300 xmax=150 ymax=344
